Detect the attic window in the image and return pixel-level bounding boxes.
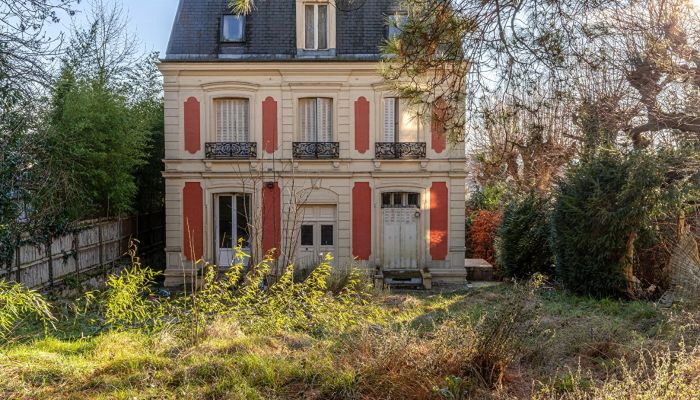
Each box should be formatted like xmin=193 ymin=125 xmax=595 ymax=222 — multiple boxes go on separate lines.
xmin=387 ymin=13 xmax=408 ymax=39
xmin=304 ymin=4 xmax=328 ymax=50
xmin=222 ymin=15 xmax=245 ymax=42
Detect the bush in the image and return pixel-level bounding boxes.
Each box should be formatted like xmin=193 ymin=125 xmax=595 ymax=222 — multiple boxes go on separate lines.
xmin=550 ymin=149 xmax=683 ymax=297
xmin=0 ymin=280 xmax=55 ymax=341
xmin=468 ymin=210 xmax=502 ymax=264
xmin=497 ymin=193 xmax=554 ymax=279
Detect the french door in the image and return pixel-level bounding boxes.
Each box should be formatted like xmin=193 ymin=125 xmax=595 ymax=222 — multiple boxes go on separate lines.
xmin=215 ymin=193 xmax=251 ymax=267
xmin=297 ymin=205 xmax=337 ymax=269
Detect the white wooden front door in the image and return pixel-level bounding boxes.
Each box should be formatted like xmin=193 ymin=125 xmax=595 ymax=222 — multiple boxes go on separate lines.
xmin=297 ymin=205 xmax=336 ymax=269
xmin=382 ymin=192 xmax=421 ymax=271
xmin=215 ymin=194 xmax=250 ymax=267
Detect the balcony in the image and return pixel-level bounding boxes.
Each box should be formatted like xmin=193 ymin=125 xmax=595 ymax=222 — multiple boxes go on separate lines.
xmin=375 ymin=142 xmax=427 ymax=159
xmin=205 ymin=142 xmax=257 ymax=159
xmin=292 ymin=142 xmax=340 ymax=159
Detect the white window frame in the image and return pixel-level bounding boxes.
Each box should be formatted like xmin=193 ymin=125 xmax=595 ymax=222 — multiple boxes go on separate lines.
xmin=304 ymin=3 xmax=329 ymax=50
xmin=383 ymin=97 xmax=421 ymax=143
xmin=215 ymin=98 xmax=250 ymax=142
xmin=299 ymin=97 xmax=333 ymax=142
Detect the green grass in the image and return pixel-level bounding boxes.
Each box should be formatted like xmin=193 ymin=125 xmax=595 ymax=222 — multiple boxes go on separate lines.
xmin=1 ymin=284 xmax=698 ymax=399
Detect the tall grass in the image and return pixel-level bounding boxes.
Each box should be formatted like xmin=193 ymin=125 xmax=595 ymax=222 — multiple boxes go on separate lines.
xmin=0 ymin=280 xmax=55 ymax=342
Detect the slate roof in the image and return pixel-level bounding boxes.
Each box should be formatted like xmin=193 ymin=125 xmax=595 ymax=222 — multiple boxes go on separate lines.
xmin=165 ymin=0 xmax=397 ymax=61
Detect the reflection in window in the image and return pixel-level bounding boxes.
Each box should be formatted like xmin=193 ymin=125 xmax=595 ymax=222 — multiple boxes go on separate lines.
xmin=218 ymin=196 xmax=233 ymax=248
xmin=387 ymin=14 xmax=408 ymax=39
xmin=222 ymin=15 xmax=245 ymax=42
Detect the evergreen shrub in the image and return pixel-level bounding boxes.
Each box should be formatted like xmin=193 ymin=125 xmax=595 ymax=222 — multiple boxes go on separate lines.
xmin=497 ymin=193 xmax=553 ymax=279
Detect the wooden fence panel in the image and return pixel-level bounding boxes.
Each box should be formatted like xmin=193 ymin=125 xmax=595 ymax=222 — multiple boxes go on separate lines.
xmin=1 ymin=213 xmax=163 ymax=289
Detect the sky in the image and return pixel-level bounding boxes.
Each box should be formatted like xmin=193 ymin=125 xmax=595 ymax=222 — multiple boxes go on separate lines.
xmin=48 ymin=0 xmax=180 ymax=56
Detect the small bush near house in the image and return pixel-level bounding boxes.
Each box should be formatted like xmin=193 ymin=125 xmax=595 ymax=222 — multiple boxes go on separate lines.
xmin=468 ymin=210 xmax=502 ymax=264
xmin=497 ymin=193 xmax=554 ymax=279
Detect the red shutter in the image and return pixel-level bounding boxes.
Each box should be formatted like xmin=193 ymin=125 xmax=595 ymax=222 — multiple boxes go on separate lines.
xmin=430 ymin=182 xmax=449 ymax=260
xmin=352 ymin=182 xmax=372 ymax=260
xmin=354 ymin=97 xmax=370 ymax=154
xmin=431 ymin=100 xmax=447 ymax=154
xmin=262 ymin=97 xmax=278 ymax=154
xmin=262 ymin=182 xmax=281 ymax=258
xmin=183 ymin=182 xmax=204 ymax=261
xmin=184 ymin=97 xmax=201 ymax=154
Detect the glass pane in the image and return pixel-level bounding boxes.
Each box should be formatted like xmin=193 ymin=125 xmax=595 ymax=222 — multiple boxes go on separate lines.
xmin=216 ymin=99 xmax=249 ymax=142
xmin=382 ymin=193 xmax=391 ymax=208
xmin=301 ymin=225 xmax=314 ymax=246
xmin=321 ymin=225 xmax=334 ymax=246
xmin=400 ymin=100 xmax=419 ymax=142
xmin=388 ymin=14 xmax=408 ymax=39
xmin=218 ymin=196 xmax=233 ymax=249
xmin=318 ymin=5 xmax=328 ymax=49
xmin=408 ymin=193 xmax=420 ymax=208
xmin=222 ymin=15 xmax=245 ymax=41
xmin=300 ymin=98 xmax=317 ymax=141
xmin=305 ymin=5 xmax=315 ymax=49
xmin=236 ymin=195 xmax=250 ymax=247
xmin=317 ymin=98 xmax=333 ymax=142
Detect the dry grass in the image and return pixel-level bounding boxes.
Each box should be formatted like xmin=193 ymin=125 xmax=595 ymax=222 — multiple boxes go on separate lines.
xmin=1 ymin=284 xmax=699 ymax=399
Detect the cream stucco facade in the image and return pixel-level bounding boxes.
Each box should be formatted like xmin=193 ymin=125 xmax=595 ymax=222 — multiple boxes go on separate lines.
xmin=159 ymin=61 xmax=467 ymax=287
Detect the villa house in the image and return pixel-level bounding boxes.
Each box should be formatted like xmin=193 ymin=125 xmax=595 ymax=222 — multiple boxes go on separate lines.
xmin=159 ymin=0 xmax=467 ymax=287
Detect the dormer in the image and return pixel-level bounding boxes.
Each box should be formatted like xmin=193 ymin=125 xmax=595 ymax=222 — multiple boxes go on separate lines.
xmin=296 ymin=0 xmax=336 ymax=58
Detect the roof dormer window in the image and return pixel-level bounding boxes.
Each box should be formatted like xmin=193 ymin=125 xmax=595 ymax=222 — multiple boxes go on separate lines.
xmin=387 ymin=13 xmax=408 ymax=39
xmin=222 ymin=15 xmax=245 ymax=42
xmin=304 ymin=4 xmax=329 ymax=50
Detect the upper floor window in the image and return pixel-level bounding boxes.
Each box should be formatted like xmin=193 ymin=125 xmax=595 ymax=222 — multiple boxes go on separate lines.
xmin=222 ymin=15 xmax=245 ymax=42
xmin=216 ymin=98 xmax=250 ymax=142
xmin=299 ymin=98 xmax=333 ymax=141
xmin=387 ymin=14 xmax=408 ymax=39
xmin=304 ymin=3 xmax=329 ymax=50
xmin=383 ymin=97 xmax=420 ymax=142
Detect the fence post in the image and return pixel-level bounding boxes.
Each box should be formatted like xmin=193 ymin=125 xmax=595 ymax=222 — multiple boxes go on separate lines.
xmin=74 ymin=231 xmax=80 ymax=279
xmin=98 ymin=222 xmax=104 ymax=276
xmin=47 ymin=240 xmax=54 ymax=288
xmin=15 ymin=246 xmax=21 ymax=284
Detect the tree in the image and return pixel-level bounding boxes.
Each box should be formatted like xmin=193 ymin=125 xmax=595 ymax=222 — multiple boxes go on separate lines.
xmin=0 ymin=0 xmax=77 ymax=98
xmin=551 ymin=148 xmax=698 ymax=297
xmin=473 ymin=91 xmax=578 ymax=192
xmin=44 ymin=1 xmax=159 ymax=217
xmin=0 ymin=0 xmax=78 ymax=269
xmin=497 ymin=193 xmax=554 ymax=279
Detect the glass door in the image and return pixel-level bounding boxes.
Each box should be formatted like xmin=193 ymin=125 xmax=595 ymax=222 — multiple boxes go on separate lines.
xmin=215 ymin=194 xmax=250 ymax=267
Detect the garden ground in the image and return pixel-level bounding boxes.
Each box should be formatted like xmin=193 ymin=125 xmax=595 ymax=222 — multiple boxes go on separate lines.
xmin=1 ymin=281 xmax=699 ymax=400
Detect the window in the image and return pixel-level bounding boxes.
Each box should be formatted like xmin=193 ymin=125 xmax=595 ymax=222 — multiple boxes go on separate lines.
xmin=215 ymin=99 xmax=249 ymax=142
xmin=304 ymin=4 xmax=329 ymax=50
xmin=217 ymin=194 xmax=251 ymax=249
xmin=321 ymin=225 xmax=334 ymax=246
xmin=387 ymin=14 xmax=408 ymax=39
xmin=222 ymin=15 xmax=245 ymax=42
xmin=299 ymin=98 xmax=333 ymax=142
xmin=301 ymin=225 xmax=314 ymax=246
xmin=382 ymin=192 xmax=421 ymax=208
xmin=383 ymin=97 xmax=420 ymax=142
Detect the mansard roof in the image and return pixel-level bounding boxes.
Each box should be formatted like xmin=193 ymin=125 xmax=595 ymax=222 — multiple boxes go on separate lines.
xmin=166 ymin=0 xmax=397 ymax=61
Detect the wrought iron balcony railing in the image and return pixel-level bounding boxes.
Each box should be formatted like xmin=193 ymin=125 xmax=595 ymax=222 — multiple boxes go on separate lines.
xmin=292 ymin=142 xmax=340 ymax=159
xmin=375 ymin=142 xmax=427 ymax=159
xmin=205 ymin=142 xmax=257 ymax=159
